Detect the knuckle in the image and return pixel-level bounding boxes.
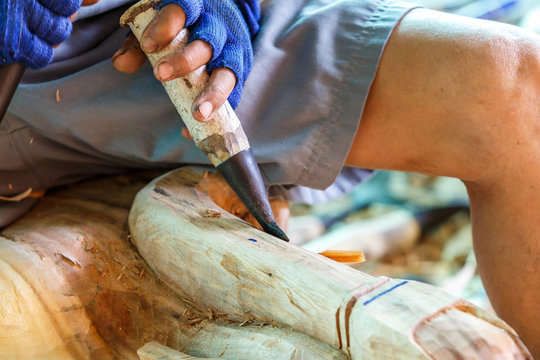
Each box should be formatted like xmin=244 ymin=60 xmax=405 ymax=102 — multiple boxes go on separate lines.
xmin=210 ymin=83 xmax=229 ymax=99
xmin=158 ymin=22 xmax=177 ymax=42
xmin=181 ymin=52 xmax=197 ymax=71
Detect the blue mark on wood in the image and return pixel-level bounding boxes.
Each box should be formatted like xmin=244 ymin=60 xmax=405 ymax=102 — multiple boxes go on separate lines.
xmin=248 ymin=238 xmax=257 ymax=242
xmin=363 ymin=281 xmax=409 ymax=306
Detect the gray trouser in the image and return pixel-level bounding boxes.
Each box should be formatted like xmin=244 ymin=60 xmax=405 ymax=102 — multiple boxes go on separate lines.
xmin=0 ymin=0 xmax=419 ymax=227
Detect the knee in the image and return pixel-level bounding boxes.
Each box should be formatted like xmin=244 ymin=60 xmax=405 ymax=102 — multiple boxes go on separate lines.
xmin=465 ymin=26 xmax=540 ymax=184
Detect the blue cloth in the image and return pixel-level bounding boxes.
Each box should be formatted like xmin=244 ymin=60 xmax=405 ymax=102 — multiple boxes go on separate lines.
xmin=0 ymin=0 xmax=81 ymax=69
xmin=160 ymin=0 xmax=260 ymax=108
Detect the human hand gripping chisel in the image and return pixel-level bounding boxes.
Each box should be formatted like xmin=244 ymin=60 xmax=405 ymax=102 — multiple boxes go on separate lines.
xmin=120 ymin=0 xmax=289 ymax=241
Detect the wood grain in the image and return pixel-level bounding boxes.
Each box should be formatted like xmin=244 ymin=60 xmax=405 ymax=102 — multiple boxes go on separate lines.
xmin=0 ymin=171 xmax=344 ymax=360
xmin=129 ymin=167 xmax=532 ymax=359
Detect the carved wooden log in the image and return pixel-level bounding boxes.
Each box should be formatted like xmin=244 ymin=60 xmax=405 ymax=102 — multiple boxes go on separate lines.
xmin=0 ymin=168 xmax=533 ymax=359
xmin=0 ymin=172 xmax=343 ymax=360
xmin=129 ymin=167 xmax=532 ymax=359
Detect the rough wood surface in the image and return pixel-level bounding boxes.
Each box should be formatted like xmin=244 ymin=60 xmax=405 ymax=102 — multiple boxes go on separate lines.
xmin=0 ymin=171 xmax=344 ymax=360
xmin=120 ymin=0 xmax=249 ymax=166
xmin=138 ymin=342 xmax=214 ymax=360
xmin=129 ymin=167 xmax=532 ymax=359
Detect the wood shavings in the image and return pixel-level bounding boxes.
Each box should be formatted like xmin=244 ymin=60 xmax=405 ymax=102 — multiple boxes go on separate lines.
xmin=319 ymin=250 xmax=365 ymax=264
xmin=187 ymin=318 xmax=203 ymax=325
xmin=56 ymin=89 xmax=60 ymax=102
xmin=28 ymin=189 xmax=46 ymax=199
xmin=0 ymin=188 xmax=32 ymax=202
xmin=29 ymin=137 xmax=34 ymax=144
xmin=83 ymin=241 xmax=95 ymax=252
xmin=202 ymin=209 xmax=222 ymax=218
xmin=58 ymin=252 xmax=82 ymax=267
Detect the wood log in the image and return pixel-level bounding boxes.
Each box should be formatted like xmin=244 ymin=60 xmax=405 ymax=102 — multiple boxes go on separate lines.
xmin=0 ymin=172 xmax=344 ymax=360
xmin=129 ymin=167 xmax=532 ymax=359
xmin=138 ymin=342 xmax=215 ymax=360
xmin=0 ymin=167 xmax=532 ymax=359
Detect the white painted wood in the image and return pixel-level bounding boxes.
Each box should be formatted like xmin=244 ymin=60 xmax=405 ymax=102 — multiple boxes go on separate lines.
xmin=129 ymin=167 xmax=532 ymax=359
xmin=120 ymin=0 xmax=249 ymax=166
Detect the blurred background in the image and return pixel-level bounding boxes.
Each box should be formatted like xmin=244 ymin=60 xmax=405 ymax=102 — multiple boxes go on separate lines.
xmin=290 ymin=0 xmax=540 ymax=313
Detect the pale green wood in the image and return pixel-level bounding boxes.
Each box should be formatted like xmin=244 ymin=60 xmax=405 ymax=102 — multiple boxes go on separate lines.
xmin=0 ymin=172 xmax=346 ymax=360
xmin=129 ymin=167 xmax=532 ymax=359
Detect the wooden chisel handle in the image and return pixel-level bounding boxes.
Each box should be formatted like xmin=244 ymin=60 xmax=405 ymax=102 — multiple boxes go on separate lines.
xmin=120 ymin=0 xmax=250 ymax=167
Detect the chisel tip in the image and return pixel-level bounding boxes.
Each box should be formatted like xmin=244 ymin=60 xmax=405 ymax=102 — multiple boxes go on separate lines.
xmin=217 ymin=148 xmax=289 ymax=242
xmin=262 ymin=221 xmax=290 ymax=242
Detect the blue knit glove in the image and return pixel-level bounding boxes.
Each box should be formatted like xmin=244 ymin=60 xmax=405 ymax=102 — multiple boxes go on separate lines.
xmin=160 ymin=0 xmax=261 ymax=108
xmin=0 ymin=0 xmax=82 ymax=69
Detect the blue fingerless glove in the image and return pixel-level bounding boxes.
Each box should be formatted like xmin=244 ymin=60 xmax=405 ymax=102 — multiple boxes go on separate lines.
xmin=160 ymin=0 xmax=261 ymax=108
xmin=0 ymin=0 xmax=82 ymax=69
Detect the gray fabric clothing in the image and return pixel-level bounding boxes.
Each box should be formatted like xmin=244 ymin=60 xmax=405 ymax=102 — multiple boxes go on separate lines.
xmin=0 ymin=0 xmax=420 ymax=227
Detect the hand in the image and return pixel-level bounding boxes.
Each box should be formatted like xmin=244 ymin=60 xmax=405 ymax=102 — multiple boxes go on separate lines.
xmin=113 ymin=0 xmax=260 ymax=125
xmin=0 ymin=0 xmax=95 ymax=69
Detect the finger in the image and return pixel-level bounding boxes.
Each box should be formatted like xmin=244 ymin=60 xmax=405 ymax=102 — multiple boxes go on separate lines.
xmin=181 ymin=126 xmax=192 ymax=139
xmin=192 ymin=67 xmax=237 ymax=122
xmin=153 ymin=40 xmax=211 ymax=81
xmin=41 ymin=0 xmax=82 ymax=17
xmin=27 ymin=1 xmax=73 ymax=45
xmin=55 ymin=10 xmax=79 ymax=48
xmin=69 ymin=10 xmax=79 ymax=22
xmin=112 ymin=34 xmax=147 ymax=74
xmin=188 ymin=13 xmax=226 ymax=61
xmin=141 ymin=3 xmax=186 ymax=53
xmin=19 ymin=30 xmax=53 ymax=68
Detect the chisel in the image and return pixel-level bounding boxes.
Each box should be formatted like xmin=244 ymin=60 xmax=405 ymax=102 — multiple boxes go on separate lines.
xmin=0 ymin=63 xmax=25 ymax=123
xmin=121 ymin=0 xmax=289 ymax=241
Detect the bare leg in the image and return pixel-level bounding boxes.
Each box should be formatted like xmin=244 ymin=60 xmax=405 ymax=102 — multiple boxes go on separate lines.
xmin=347 ymin=9 xmax=540 ymax=356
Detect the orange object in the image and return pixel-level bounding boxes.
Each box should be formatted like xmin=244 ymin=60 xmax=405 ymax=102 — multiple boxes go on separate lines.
xmin=29 ymin=189 xmax=46 ymax=199
xmin=319 ymin=250 xmax=365 ymax=264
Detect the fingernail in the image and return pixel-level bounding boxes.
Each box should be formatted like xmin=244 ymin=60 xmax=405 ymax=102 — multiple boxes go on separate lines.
xmin=111 ymin=48 xmax=128 ymax=63
xmin=158 ymin=62 xmax=174 ymax=80
xmin=198 ymin=101 xmax=213 ymax=119
xmin=142 ymin=37 xmax=158 ymax=53
xmin=181 ymin=126 xmax=192 ymax=139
